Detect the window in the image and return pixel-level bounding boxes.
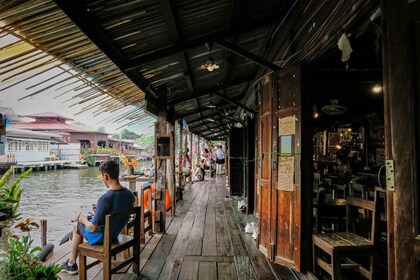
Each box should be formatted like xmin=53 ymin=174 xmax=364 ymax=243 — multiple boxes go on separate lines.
xmin=8 ymin=141 xmax=15 ymax=151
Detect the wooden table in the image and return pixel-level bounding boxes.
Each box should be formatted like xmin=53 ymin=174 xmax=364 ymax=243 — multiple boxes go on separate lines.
xmin=120 ymin=175 xmax=153 ymax=192
xmin=313 ymin=198 xmax=346 ymax=233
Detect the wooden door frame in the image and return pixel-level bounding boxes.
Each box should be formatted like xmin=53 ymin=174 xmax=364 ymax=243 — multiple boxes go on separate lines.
xmin=381 ymin=0 xmax=420 ymax=278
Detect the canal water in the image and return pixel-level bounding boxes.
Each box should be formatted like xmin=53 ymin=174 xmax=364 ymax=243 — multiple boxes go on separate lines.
xmin=11 ymin=161 xmax=152 ymax=247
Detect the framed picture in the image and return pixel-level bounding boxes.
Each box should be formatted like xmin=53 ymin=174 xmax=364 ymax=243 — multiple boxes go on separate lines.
xmin=155 ymin=134 xmax=173 ymax=159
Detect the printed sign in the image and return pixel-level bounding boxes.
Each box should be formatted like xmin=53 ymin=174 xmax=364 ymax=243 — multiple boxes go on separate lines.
xmin=279 ymin=115 xmax=296 ymax=136
xmin=278 ymin=156 xmax=294 ymax=191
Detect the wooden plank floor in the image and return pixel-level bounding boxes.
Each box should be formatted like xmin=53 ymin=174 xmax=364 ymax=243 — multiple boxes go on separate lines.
xmin=48 ymin=176 xmax=316 ymax=280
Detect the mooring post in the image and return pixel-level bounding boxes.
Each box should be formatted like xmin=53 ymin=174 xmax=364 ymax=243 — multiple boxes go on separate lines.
xmin=40 ymin=219 xmax=47 ymax=247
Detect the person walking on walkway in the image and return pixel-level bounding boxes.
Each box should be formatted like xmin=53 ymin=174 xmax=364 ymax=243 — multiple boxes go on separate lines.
xmin=215 ymin=145 xmax=225 ymax=176
xmin=62 ymin=160 xmax=135 ymax=275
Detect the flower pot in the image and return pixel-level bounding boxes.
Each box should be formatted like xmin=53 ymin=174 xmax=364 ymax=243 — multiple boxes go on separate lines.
xmin=127 ymin=166 xmax=134 ymax=176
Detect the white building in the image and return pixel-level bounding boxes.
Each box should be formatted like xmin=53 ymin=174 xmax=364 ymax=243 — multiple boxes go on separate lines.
xmin=0 ymin=129 xmax=63 ymax=163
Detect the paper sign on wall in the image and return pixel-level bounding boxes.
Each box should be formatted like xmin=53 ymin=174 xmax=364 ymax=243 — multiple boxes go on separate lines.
xmin=279 ymin=115 xmax=296 ymax=136
xmin=278 ymin=156 xmax=294 ymax=191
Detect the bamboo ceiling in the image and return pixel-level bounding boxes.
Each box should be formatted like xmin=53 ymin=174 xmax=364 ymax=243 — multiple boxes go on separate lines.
xmin=0 ymin=0 xmax=155 ymax=127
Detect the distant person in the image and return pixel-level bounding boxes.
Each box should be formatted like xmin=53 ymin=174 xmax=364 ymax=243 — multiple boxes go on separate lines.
xmin=193 ymin=161 xmax=204 ymax=182
xmin=335 ymin=155 xmax=353 ymax=180
xmin=203 ymin=148 xmax=211 ymax=171
xmin=215 ymin=145 xmax=225 ymax=176
xmin=183 ymin=148 xmax=192 ymax=182
xmin=62 ymin=160 xmax=135 ymax=275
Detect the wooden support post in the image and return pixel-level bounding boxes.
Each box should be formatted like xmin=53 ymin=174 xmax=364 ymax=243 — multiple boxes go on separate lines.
xmin=155 ymin=86 xmax=168 ymax=233
xmin=40 ymin=219 xmax=47 ymax=247
xmin=381 ymin=1 xmax=420 ymax=279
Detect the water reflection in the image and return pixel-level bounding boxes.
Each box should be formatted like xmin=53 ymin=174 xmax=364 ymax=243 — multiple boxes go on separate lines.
xmin=12 ymin=161 xmax=151 ymax=247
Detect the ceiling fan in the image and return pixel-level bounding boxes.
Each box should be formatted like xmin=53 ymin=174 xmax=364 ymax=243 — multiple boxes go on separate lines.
xmin=322 ymin=99 xmax=347 ymax=115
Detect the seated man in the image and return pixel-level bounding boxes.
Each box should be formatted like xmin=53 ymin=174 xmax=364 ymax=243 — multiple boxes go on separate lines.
xmin=62 ymin=160 xmax=135 ymax=275
xmin=192 ymin=162 xmax=204 ymax=182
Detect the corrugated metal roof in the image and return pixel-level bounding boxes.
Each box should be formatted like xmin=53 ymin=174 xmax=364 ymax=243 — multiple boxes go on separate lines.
xmin=0 ymin=0 xmax=379 ymax=139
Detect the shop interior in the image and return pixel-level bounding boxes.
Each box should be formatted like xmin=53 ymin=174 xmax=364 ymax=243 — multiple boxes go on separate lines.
xmin=308 ymin=17 xmax=388 ymax=279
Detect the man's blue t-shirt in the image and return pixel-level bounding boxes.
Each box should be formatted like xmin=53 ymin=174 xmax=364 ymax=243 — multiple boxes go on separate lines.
xmin=84 ymin=187 xmax=135 ymax=245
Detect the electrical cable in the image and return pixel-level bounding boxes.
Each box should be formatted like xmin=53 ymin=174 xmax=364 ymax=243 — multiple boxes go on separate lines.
xmin=377 ymin=164 xmax=385 ymax=189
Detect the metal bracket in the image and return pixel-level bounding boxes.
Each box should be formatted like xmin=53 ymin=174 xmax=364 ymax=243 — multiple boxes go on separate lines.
xmin=270 ymin=243 xmax=276 ymax=261
xmin=385 ymin=160 xmax=395 ymax=191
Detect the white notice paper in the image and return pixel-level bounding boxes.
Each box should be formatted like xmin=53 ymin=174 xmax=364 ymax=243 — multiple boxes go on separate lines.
xmin=278 ymin=156 xmax=294 ymax=191
xmin=279 ymin=115 xmax=296 ymax=136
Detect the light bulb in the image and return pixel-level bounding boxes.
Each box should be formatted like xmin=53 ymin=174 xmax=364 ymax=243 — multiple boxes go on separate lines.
xmin=372 ymin=84 xmax=382 ymax=94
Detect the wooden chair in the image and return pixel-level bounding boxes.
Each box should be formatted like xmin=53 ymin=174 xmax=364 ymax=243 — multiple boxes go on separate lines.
xmin=139 ymin=183 xmax=153 ymax=243
xmin=78 ymin=206 xmax=141 ymax=280
xmin=349 ymin=182 xmax=366 ymax=199
xmin=313 ymin=197 xmax=378 ymax=280
xmin=332 ymin=184 xmax=347 ymax=199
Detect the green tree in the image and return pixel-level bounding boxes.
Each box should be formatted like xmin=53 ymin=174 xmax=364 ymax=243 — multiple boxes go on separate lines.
xmin=97 ymin=126 xmax=106 ymax=132
xmin=137 ymin=134 xmax=154 ymax=148
xmin=114 ymin=129 xmax=140 ymax=140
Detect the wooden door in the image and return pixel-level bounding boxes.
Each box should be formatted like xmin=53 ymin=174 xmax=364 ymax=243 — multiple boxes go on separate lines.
xmin=254 ymin=114 xmax=260 ymax=218
xmin=257 ymin=67 xmax=303 ymax=271
xmin=272 ymin=67 xmax=302 ymax=270
xmin=381 ymin=1 xmax=420 ymax=278
xmin=258 ymin=76 xmax=273 ymax=256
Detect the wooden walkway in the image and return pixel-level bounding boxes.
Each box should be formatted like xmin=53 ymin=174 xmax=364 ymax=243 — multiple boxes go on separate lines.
xmin=47 ymin=177 xmax=315 ymax=279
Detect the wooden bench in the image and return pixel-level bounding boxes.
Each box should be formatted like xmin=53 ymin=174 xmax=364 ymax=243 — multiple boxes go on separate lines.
xmin=78 ymin=206 xmax=141 ymax=280
xmin=313 ymin=196 xmax=378 ymax=280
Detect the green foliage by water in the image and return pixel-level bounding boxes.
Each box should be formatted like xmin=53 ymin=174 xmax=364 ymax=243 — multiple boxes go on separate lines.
xmin=0 ymin=168 xmax=62 ymax=279
xmin=138 ymin=134 xmax=154 ymax=149
xmin=81 ymin=151 xmax=96 ymax=166
xmin=1 ymin=220 xmax=61 ymax=280
xmin=0 ymin=168 xmax=32 ymax=220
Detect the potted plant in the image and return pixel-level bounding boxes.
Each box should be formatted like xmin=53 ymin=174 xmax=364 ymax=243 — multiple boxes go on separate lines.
xmin=121 ymin=154 xmax=138 ymax=176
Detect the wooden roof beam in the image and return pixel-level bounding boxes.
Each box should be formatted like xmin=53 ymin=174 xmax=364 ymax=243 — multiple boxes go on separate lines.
xmin=213 ymin=91 xmax=257 ymax=115
xmin=169 ymin=74 xmax=254 ymax=105
xmin=124 ymin=13 xmax=282 ymax=71
xmin=53 ymin=0 xmax=157 ymax=99
xmin=215 ymin=40 xmax=281 ymax=72
xmin=160 ymin=0 xmax=194 ymax=93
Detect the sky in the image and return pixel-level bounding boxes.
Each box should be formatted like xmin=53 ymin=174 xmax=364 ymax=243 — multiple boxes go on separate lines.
xmin=0 ymin=34 xmax=155 ymax=136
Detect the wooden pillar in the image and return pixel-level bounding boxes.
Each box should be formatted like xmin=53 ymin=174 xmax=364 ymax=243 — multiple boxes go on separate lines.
xmin=155 ymin=86 xmax=168 ymax=233
xmin=40 ymin=219 xmax=47 ymax=247
xmin=381 ymin=1 xmax=420 ymax=279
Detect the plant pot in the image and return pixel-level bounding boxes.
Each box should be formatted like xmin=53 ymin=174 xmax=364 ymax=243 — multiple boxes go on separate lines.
xmin=127 ymin=166 xmax=134 ymax=176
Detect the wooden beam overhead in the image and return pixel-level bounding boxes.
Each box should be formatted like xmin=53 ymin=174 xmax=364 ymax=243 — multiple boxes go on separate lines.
xmin=123 ymin=13 xmax=282 ymax=71
xmin=169 ymin=74 xmax=254 ymax=105
xmin=213 ymin=91 xmax=257 ymax=115
xmin=53 ymin=0 xmax=156 ymax=98
xmin=215 ymin=40 xmax=281 ymax=71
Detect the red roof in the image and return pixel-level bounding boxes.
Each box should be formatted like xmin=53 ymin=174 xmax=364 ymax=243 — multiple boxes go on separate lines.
xmin=25 ymin=112 xmax=74 ymax=121
xmin=7 ymin=129 xmax=63 ymax=140
xmin=10 ymin=121 xmax=84 ymax=132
